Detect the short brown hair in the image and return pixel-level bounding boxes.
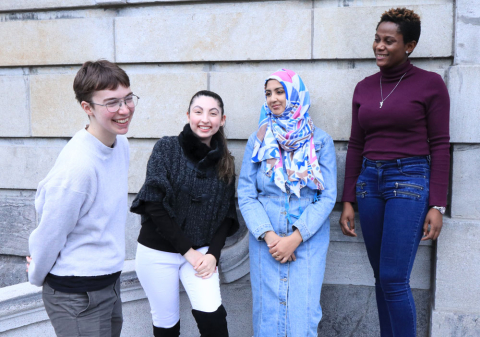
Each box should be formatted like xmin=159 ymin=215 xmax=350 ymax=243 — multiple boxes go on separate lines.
xmin=73 ymin=60 xmax=130 ymax=104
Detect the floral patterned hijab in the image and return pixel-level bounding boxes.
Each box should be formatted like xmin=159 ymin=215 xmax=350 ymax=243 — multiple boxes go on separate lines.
xmin=251 ymin=69 xmax=325 ymax=197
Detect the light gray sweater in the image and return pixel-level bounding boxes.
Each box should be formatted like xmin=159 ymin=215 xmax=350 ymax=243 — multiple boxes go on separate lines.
xmin=28 ymin=128 xmax=129 ymax=287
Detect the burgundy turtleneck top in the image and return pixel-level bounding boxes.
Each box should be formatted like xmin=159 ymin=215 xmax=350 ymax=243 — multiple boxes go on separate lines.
xmin=341 ymin=60 xmax=450 ymax=206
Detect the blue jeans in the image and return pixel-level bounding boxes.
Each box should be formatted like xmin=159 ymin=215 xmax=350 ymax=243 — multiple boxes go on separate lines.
xmin=356 ymin=156 xmax=430 ymax=337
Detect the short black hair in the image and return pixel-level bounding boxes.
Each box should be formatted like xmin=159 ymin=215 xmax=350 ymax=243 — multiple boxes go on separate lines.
xmin=377 ymin=8 xmax=421 ymax=45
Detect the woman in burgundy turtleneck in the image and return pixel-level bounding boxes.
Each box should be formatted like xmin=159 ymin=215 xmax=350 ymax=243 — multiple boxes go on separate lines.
xmin=339 ymin=8 xmax=450 ymax=337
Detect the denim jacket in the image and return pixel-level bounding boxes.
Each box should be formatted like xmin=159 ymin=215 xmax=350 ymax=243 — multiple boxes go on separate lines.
xmin=238 ymin=127 xmax=337 ymax=336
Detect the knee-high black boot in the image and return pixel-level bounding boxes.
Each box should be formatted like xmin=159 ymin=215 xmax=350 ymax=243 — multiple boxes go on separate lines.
xmin=153 ymin=321 xmax=180 ymax=337
xmin=191 ymin=304 xmax=229 ymax=337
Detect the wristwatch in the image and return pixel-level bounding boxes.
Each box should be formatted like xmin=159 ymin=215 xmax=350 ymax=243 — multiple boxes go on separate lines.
xmin=431 ymin=206 xmax=446 ymax=215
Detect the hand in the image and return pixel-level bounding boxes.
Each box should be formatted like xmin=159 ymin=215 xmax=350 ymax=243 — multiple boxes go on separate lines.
xmin=183 ymin=248 xmax=204 ymax=267
xmin=421 ymin=208 xmax=443 ymax=241
xmin=339 ymin=202 xmax=357 ymax=237
xmin=194 ymin=254 xmax=217 ymax=279
xmin=268 ymin=230 xmax=302 ymax=264
xmin=26 ymin=256 xmax=32 ymax=272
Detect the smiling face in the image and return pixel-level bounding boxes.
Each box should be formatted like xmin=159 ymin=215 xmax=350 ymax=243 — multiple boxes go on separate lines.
xmin=373 ymin=21 xmax=416 ymax=69
xmin=265 ymin=79 xmax=287 ymax=116
xmin=81 ymin=85 xmax=134 ymax=146
xmin=187 ymin=95 xmax=225 ymax=147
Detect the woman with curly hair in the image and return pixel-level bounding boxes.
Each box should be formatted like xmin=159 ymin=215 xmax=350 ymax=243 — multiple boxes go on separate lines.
xmin=339 ymin=8 xmax=450 ymax=337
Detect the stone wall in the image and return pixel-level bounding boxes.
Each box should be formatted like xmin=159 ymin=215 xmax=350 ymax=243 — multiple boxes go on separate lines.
xmin=0 ymin=0 xmax=478 ymax=336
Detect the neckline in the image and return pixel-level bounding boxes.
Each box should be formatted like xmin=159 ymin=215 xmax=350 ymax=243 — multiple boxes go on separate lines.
xmin=379 ymin=59 xmax=414 ymax=80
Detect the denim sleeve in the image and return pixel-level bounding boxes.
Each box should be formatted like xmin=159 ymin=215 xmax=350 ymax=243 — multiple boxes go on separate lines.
xmin=237 ymin=134 xmax=274 ymax=241
xmin=293 ymin=135 xmax=337 ymax=242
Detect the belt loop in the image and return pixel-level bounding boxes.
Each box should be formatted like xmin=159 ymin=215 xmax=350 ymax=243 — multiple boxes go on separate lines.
xmin=397 ymin=159 xmax=402 ymax=169
xmin=426 ymin=155 xmax=431 ymax=166
xmin=362 ymin=157 xmax=367 ymax=169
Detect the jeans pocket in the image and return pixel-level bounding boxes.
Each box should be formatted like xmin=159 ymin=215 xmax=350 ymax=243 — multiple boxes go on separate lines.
xmin=398 ymin=165 xmax=428 ymax=178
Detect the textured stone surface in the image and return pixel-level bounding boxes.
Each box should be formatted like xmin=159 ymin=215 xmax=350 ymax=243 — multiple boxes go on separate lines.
xmin=431 ymin=310 xmax=480 ymax=337
xmin=324 ymin=242 xmax=432 ymax=289
xmin=455 ymin=0 xmax=480 ymax=64
xmin=0 ymin=1 xmax=95 ymax=11
xmin=318 ymin=285 xmax=430 ymax=337
xmin=448 ymin=66 xmax=480 ymax=143
xmin=0 ymin=138 xmax=66 ymax=190
xmin=314 ymin=5 xmax=453 ymax=59
xmin=127 ymin=72 xmax=208 ymax=138
xmin=30 ymin=74 xmax=86 ymax=137
xmin=0 ymin=76 xmax=30 ymax=137
xmin=451 ymin=144 xmax=480 ymax=219
xmin=435 ymin=218 xmax=480 ymax=312
xmin=115 ymin=9 xmax=311 ymax=63
xmin=0 ymin=191 xmax=36 ymax=256
xmin=125 ymin=194 xmax=141 ymax=260
xmin=0 ymin=18 xmax=114 ymax=66
xmin=0 ymin=255 xmax=28 ymax=288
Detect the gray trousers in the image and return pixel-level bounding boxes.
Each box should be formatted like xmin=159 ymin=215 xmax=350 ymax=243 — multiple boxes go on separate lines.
xmin=42 ymin=278 xmax=123 ymax=337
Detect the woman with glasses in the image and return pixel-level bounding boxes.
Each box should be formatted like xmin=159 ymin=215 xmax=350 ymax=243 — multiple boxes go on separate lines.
xmin=238 ymin=69 xmax=337 ymax=336
xmin=339 ymin=8 xmax=450 ymax=336
xmin=131 ymin=90 xmax=238 ymax=337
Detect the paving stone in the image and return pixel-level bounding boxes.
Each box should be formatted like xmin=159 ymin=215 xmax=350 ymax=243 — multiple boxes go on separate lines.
xmin=0 ymin=191 xmax=36 ymax=256
xmin=454 ymin=0 xmax=480 ymax=64
xmin=0 ymin=76 xmax=30 ymax=137
xmin=431 ymin=310 xmax=480 ymax=337
xmin=448 ymin=66 xmax=480 ymax=143
xmin=115 ymin=9 xmax=311 ymax=63
xmin=435 ymin=218 xmax=480 ymax=312
xmin=0 ymin=18 xmax=114 ymax=66
xmin=0 ymin=255 xmax=28 ymax=288
xmin=313 ymin=5 xmax=453 ymax=59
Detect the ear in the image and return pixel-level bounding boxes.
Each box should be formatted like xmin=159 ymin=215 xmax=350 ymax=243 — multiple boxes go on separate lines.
xmin=81 ymin=101 xmax=94 ymax=118
xmin=186 ymin=111 xmax=190 ymax=122
xmin=406 ymin=40 xmax=417 ymax=54
xmin=220 ymin=114 xmax=226 ymax=127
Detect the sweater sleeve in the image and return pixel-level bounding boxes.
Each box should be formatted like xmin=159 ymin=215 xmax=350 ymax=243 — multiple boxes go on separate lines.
xmin=143 ymin=202 xmax=193 ymax=255
xmin=342 ymin=82 xmax=366 ymax=203
xmin=206 ymin=218 xmax=233 ymax=265
xmin=28 ymin=183 xmax=94 ymax=287
xmin=425 ymin=74 xmax=450 ymax=206
xmin=130 ymin=138 xmax=176 ymax=218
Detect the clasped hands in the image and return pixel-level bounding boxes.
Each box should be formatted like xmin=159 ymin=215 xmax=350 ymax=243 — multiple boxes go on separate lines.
xmin=264 ymin=230 xmax=303 ymax=264
xmin=183 ymin=248 xmax=217 ymax=279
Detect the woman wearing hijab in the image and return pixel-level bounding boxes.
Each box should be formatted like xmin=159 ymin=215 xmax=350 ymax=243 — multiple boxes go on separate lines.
xmin=238 ymin=69 xmax=337 ymax=336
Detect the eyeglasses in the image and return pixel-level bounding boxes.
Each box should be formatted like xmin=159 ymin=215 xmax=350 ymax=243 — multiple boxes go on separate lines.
xmin=90 ymin=94 xmax=140 ymax=113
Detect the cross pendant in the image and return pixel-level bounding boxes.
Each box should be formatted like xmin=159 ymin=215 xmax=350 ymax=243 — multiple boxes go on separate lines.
xmin=379 ymin=101 xmax=383 ymax=108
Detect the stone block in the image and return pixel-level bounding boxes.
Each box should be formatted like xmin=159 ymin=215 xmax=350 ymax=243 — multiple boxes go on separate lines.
xmin=0 ymin=18 xmax=114 ymax=66
xmin=30 ymin=74 xmax=87 ymax=137
xmin=115 ymin=9 xmax=311 ymax=63
xmin=455 ymin=0 xmax=480 ymax=64
xmin=448 ymin=66 xmax=480 ymax=143
xmin=434 ymin=218 xmax=480 ymax=312
xmin=0 ymin=138 xmax=66 ymax=190
xmin=324 ymin=241 xmax=431 ymax=289
xmin=128 ymin=139 xmax=156 ymax=193
xmin=0 ymin=76 xmax=30 ymax=137
xmin=431 ymin=310 xmax=480 ymax=337
xmin=318 ymin=285 xmax=430 ymax=337
xmin=127 ymin=72 xmax=208 ymax=138
xmin=451 ymin=144 xmax=480 ymax=219
xmin=0 ymin=0 xmax=94 ymax=11
xmin=313 ymin=5 xmax=453 ymax=59
xmin=0 ymin=190 xmax=36 ymax=256
xmin=0 ymin=255 xmax=28 ymax=288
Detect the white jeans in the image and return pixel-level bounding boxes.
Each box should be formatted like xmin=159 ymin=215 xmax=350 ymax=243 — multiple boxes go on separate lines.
xmin=135 ymin=243 xmax=222 ymax=328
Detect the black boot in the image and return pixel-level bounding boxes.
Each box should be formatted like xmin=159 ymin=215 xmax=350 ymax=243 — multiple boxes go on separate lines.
xmin=191 ymin=305 xmax=229 ymax=337
xmin=153 ymin=321 xmax=180 ymax=337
